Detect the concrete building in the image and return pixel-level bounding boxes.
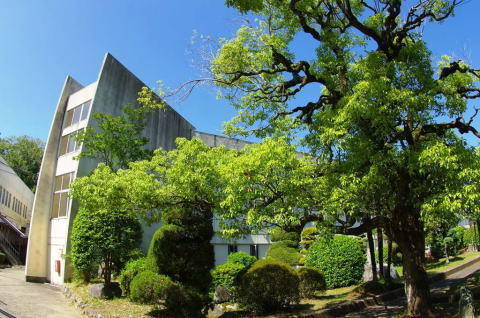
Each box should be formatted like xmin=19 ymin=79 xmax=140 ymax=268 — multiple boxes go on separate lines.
xmin=0 ymin=156 xmax=34 ymax=264
xmin=25 ymin=53 xmax=271 ymax=285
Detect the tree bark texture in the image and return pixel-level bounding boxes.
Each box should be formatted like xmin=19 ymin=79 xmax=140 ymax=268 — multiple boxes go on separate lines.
xmin=367 ymin=229 xmax=378 ymax=281
xmin=390 ymin=209 xmax=433 ymax=317
xmin=377 ymin=228 xmax=384 ymax=278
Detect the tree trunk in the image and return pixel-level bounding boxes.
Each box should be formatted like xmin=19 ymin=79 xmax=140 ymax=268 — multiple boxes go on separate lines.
xmin=391 ymin=211 xmax=433 ymax=317
xmin=367 ymin=229 xmax=377 ymax=281
xmin=377 ymin=228 xmax=384 ymax=279
xmin=444 ymin=243 xmax=449 ymax=263
xmin=386 ymin=237 xmax=392 ymax=282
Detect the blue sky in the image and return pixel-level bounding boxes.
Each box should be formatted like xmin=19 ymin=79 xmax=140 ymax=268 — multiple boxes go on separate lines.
xmin=0 ymin=1 xmax=479 ymax=144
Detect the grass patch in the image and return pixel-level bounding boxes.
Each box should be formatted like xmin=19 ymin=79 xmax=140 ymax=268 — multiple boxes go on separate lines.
xmin=67 ymin=282 xmax=156 ymax=318
xmin=426 ymin=252 xmax=480 ymax=275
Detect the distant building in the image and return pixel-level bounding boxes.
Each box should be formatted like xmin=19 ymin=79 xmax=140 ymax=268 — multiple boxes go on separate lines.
xmin=0 ymin=156 xmax=34 ymax=264
xmin=26 ymin=53 xmax=271 ymax=285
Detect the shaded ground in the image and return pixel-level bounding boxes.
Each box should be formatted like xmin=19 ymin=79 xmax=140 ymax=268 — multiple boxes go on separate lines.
xmin=344 ymin=260 xmax=480 ymax=317
xmin=0 ymin=267 xmax=83 ymax=318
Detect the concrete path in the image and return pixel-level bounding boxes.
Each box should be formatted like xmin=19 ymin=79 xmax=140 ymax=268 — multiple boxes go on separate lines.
xmin=344 ymin=261 xmax=480 ymax=317
xmin=0 ymin=267 xmax=83 ymax=318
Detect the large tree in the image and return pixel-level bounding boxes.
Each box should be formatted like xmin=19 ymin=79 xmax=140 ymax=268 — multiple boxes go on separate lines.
xmin=182 ymin=1 xmax=480 ymax=316
xmin=0 ymin=135 xmax=44 ymax=191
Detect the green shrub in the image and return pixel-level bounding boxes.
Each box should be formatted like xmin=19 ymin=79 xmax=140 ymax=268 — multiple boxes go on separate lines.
xmin=165 ymin=283 xmax=204 ymax=318
xmin=211 ymin=263 xmax=245 ymax=294
xmin=375 ymin=243 xmax=402 ymax=265
xmin=305 ymin=235 xmax=366 ymax=289
xmin=227 ymin=251 xmax=257 ymax=267
xmin=240 ymin=259 xmax=300 ymax=314
xmin=300 ymin=227 xmax=319 ymax=248
xmin=297 ymin=266 xmax=326 ymax=298
xmin=129 ymin=270 xmax=173 ymax=304
xmin=0 ymin=252 xmax=5 ymax=264
xmin=119 ymin=257 xmax=156 ymax=295
xmin=149 ymin=222 xmax=214 ymax=293
xmin=464 ymin=225 xmax=480 ymax=246
xmin=266 ymin=241 xmax=302 ymax=266
xmin=270 ymin=228 xmax=300 ymax=243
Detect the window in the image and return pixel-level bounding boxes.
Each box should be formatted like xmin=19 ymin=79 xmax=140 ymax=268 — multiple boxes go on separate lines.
xmin=58 ymin=133 xmax=82 ymax=156
xmin=228 ymin=244 xmax=238 ymax=255
xmin=51 ymin=172 xmax=75 ymax=218
xmin=64 ymin=101 xmax=91 ymax=128
xmin=250 ymin=244 xmax=259 ymax=258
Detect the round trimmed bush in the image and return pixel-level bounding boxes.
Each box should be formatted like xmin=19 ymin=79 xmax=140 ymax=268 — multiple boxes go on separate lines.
xmin=0 ymin=252 xmax=5 ymax=264
xmin=165 ymin=283 xmax=204 ymax=318
xmin=270 ymin=228 xmax=300 ymax=243
xmin=119 ymin=257 xmax=156 ymax=295
xmin=129 ymin=270 xmax=173 ymax=304
xmin=266 ymin=241 xmax=302 ymax=266
xmin=240 ymin=259 xmax=300 ymax=313
xmin=227 ymin=251 xmax=257 ymax=267
xmin=148 ymin=223 xmax=214 ymax=293
xmin=305 ymin=235 xmax=366 ymax=289
xmin=297 ymin=266 xmax=326 ymax=298
xmin=211 ymin=262 xmax=245 ymax=292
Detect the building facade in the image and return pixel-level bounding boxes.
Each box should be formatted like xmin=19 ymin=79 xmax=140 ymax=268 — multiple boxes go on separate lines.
xmin=26 ymin=53 xmax=270 ymax=285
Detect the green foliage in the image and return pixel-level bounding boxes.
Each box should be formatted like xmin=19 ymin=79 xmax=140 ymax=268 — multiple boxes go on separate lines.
xmin=164 ymin=283 xmax=204 ymax=318
xmin=266 ymin=241 xmax=302 ymax=266
xmin=226 ymin=251 xmax=257 ymax=267
xmin=119 ymin=257 xmax=157 ymax=296
xmin=305 ymin=235 xmax=366 ymax=289
xmin=70 ymin=207 xmax=142 ymax=284
xmin=75 ymin=88 xmax=164 ymax=170
xmin=297 ymin=266 xmax=326 ymax=298
xmin=0 ymin=252 xmax=5 ymax=264
xmin=375 ymin=243 xmax=402 ymax=266
xmin=240 ymin=259 xmax=300 ymax=314
xmin=464 ymin=225 xmax=480 ymax=246
xmin=300 ymin=227 xmax=319 ymax=249
xmin=211 ymin=262 xmax=245 ymax=294
xmin=0 ymin=135 xmax=44 ymax=191
xmin=270 ymin=228 xmax=300 ymax=243
xmin=148 ymin=217 xmax=214 ymax=293
xmin=129 ymin=270 xmax=173 ymax=304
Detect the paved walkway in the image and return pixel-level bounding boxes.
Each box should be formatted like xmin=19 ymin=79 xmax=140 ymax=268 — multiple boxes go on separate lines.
xmin=344 ymin=261 xmax=480 ymax=317
xmin=0 ymin=267 xmax=83 ymax=318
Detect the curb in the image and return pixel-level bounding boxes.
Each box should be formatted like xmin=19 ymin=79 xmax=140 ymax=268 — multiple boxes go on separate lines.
xmin=279 ymin=256 xmax=480 ymax=318
xmin=63 ymin=285 xmax=109 ymax=318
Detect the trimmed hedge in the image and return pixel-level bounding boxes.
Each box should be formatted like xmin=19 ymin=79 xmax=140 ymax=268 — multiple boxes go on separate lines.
xmin=165 ymin=283 xmax=204 ymax=318
xmin=305 ymin=235 xmax=366 ymax=289
xmin=0 ymin=252 xmax=5 ymax=264
xmin=297 ymin=266 xmax=326 ymax=298
xmin=270 ymin=228 xmax=300 ymax=243
xmin=149 ymin=223 xmax=214 ymax=293
xmin=464 ymin=225 xmax=480 ymax=246
xmin=129 ymin=270 xmax=173 ymax=304
xmin=240 ymin=259 xmax=300 ymax=313
xmin=300 ymin=227 xmax=319 ymax=249
xmin=118 ymin=257 xmax=156 ymax=296
xmin=375 ymin=243 xmax=402 ymax=266
xmin=266 ymin=241 xmax=302 ymax=266
xmin=227 ymin=251 xmax=257 ymax=267
xmin=211 ymin=263 xmax=245 ymax=293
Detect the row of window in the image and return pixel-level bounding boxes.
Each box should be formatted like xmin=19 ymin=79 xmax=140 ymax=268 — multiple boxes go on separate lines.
xmin=227 ymin=244 xmax=259 ymax=258
xmin=0 ymin=186 xmax=29 ymax=218
xmin=51 ymin=172 xmax=75 ymax=218
xmin=64 ymin=101 xmax=90 ymax=128
xmin=58 ymin=133 xmax=82 ymax=156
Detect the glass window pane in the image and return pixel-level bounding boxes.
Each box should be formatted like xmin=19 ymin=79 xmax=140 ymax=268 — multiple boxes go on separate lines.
xmin=65 ymin=109 xmax=74 ymax=127
xmin=67 ymin=135 xmax=76 ymax=153
xmin=72 ymin=107 xmax=82 ymax=125
xmin=59 ymin=193 xmax=68 ymax=217
xmin=52 ymin=193 xmax=60 ymax=218
xmin=80 ymin=101 xmax=90 ymax=121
